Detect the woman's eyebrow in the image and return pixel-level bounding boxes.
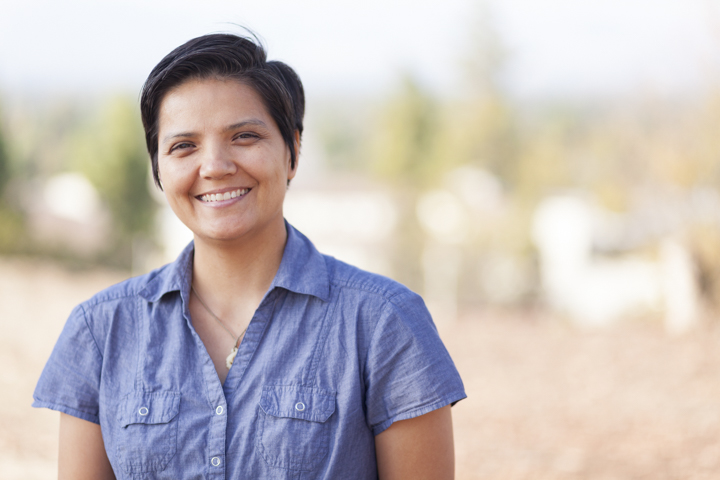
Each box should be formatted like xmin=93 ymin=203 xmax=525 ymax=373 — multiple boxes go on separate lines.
xmin=224 ymin=119 xmax=268 ymax=132
xmin=161 ymin=120 xmax=269 ymax=144
xmin=162 ymin=131 xmax=195 ymax=144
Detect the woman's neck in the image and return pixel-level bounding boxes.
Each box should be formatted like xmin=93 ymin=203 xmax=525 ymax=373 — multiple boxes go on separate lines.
xmin=190 ymin=218 xmax=288 ymax=319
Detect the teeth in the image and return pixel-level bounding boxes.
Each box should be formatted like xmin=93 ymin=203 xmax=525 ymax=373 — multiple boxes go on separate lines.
xmin=200 ymin=188 xmax=248 ymax=203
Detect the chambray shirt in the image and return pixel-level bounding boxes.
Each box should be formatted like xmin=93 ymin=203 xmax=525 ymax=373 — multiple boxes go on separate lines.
xmin=33 ymin=223 xmax=466 ymax=479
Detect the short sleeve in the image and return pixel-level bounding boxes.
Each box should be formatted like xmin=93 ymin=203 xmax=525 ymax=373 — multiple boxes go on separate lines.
xmin=363 ymin=292 xmax=466 ymax=435
xmin=32 ymin=303 xmax=103 ymax=424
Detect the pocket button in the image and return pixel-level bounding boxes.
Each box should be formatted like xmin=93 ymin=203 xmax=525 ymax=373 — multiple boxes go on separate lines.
xmin=138 ymin=407 xmax=149 ymax=416
xmin=295 ymin=402 xmax=306 ymax=412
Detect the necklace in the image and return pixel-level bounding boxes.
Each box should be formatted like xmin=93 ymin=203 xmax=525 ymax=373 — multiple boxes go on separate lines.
xmin=191 ymin=285 xmax=248 ymax=369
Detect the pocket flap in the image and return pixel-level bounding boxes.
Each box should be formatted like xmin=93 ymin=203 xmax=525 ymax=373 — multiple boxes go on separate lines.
xmin=259 ymin=385 xmax=335 ymax=423
xmin=118 ymin=391 xmax=181 ymax=427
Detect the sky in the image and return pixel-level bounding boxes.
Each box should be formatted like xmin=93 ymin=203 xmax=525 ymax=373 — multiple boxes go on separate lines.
xmin=0 ymin=0 xmax=718 ymax=99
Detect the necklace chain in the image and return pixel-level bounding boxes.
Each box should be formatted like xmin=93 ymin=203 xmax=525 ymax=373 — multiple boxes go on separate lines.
xmin=191 ymin=285 xmax=247 ymax=348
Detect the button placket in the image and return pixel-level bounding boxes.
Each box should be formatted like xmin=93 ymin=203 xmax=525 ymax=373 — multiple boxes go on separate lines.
xmin=206 ymin=389 xmax=228 ymax=477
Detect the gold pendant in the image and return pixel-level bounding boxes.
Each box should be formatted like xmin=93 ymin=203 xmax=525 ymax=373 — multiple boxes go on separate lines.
xmin=226 ymin=346 xmax=238 ymax=369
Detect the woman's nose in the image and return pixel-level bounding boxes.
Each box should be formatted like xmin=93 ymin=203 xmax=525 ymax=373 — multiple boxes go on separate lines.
xmin=198 ymin=144 xmax=237 ymax=179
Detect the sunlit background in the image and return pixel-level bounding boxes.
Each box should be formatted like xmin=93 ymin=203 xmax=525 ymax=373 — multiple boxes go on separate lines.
xmin=3 ymin=0 xmax=720 ymax=478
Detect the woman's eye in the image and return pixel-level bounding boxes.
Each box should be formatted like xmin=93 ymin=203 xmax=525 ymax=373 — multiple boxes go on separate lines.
xmin=170 ymin=142 xmax=193 ymax=153
xmin=235 ymin=132 xmax=259 ymax=141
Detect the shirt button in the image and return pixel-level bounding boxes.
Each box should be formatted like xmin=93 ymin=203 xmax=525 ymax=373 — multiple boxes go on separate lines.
xmin=215 ymin=405 xmax=224 ymax=415
xmin=295 ymin=402 xmax=306 ymax=412
xmin=211 ymin=456 xmax=221 ymax=467
xmin=138 ymin=407 xmax=149 ymax=416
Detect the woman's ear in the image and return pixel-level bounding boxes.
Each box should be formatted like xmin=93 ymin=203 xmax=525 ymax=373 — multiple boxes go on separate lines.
xmin=292 ymin=130 xmax=301 ymax=171
xmin=287 ymin=130 xmax=300 ymax=187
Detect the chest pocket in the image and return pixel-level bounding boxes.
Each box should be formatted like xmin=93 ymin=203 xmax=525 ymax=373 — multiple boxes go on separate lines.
xmin=257 ymin=385 xmax=336 ymax=472
xmin=116 ymin=391 xmax=181 ymax=474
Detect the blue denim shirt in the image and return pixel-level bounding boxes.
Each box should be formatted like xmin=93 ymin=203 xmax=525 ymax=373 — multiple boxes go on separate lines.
xmin=33 ymin=223 xmax=466 ymax=479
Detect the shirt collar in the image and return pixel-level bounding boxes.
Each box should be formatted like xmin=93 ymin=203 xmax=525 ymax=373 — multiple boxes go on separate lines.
xmin=139 ymin=221 xmax=330 ymax=303
xmin=271 ymin=221 xmax=331 ymax=302
xmin=138 ymin=240 xmax=194 ymax=303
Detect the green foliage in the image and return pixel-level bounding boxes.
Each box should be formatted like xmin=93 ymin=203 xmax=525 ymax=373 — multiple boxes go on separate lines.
xmin=313 ymin=97 xmax=371 ymax=172
xmin=351 ymin=15 xmax=520 ymax=292
xmin=370 ymin=77 xmax=440 ymax=189
xmin=0 ymin=100 xmax=27 ymax=254
xmin=69 ymin=96 xmax=156 ymax=247
xmin=0 ymin=205 xmax=25 ymax=252
xmin=0 ymin=102 xmax=9 ymax=198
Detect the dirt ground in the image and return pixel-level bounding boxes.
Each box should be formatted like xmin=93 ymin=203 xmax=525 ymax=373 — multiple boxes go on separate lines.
xmin=2 ymin=257 xmax=720 ymax=479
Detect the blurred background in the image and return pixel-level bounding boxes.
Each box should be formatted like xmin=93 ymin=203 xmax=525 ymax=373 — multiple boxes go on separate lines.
xmin=3 ymin=0 xmax=720 ymax=478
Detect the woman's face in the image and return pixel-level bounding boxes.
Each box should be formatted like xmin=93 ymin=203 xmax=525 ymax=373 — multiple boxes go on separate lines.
xmin=157 ymin=78 xmax=296 ymax=246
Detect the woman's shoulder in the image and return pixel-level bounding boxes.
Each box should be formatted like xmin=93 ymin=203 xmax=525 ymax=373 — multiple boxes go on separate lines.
xmin=322 ymin=254 xmax=422 ymax=308
xmin=79 ymin=261 xmax=180 ymax=310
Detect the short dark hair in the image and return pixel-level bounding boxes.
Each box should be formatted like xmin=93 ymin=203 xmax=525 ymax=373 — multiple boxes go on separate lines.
xmin=140 ymin=33 xmax=305 ymax=189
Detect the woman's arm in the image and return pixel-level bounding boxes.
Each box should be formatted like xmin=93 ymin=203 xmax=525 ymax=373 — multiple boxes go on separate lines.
xmin=375 ymin=405 xmax=455 ymax=480
xmin=58 ymin=413 xmax=116 ymax=480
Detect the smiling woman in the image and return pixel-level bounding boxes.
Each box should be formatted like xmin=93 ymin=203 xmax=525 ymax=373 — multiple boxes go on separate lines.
xmin=32 ymin=33 xmax=465 ymax=480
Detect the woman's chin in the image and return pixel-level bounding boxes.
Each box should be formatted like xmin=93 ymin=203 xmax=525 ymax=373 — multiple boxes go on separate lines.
xmin=192 ymin=218 xmax=281 ymax=246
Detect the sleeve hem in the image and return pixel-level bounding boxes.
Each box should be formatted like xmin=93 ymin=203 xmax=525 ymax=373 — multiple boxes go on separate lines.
xmin=31 ymin=400 xmax=100 ymax=425
xmin=371 ymin=391 xmax=467 ymax=436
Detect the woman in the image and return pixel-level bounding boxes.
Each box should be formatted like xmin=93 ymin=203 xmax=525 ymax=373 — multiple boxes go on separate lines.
xmin=33 ymin=33 xmax=465 ymax=479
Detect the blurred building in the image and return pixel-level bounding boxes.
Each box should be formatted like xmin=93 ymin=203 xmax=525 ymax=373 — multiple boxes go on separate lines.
xmin=23 ymin=172 xmax=111 ymax=257
xmin=532 ymin=194 xmax=699 ymax=332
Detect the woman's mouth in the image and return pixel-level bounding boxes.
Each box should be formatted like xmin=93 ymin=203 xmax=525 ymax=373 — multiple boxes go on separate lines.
xmin=198 ymin=188 xmax=250 ymax=203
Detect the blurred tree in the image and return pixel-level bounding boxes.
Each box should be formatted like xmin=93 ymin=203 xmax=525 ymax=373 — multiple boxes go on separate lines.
xmin=69 ymin=96 xmax=156 ymax=266
xmin=513 ymin=112 xmax=574 ymax=203
xmin=365 ymin=6 xmax=523 ymax=294
xmin=0 ymin=101 xmax=9 ymax=198
xmin=367 ymin=76 xmax=439 ymax=290
xmin=0 ymin=99 xmax=26 ymax=252
xmin=314 ymin=96 xmax=372 ymax=172
xmin=461 ymin=2 xmax=506 ymax=99
xmin=371 ymin=76 xmax=439 ymax=188
xmin=451 ymin=3 xmax=518 ymax=184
